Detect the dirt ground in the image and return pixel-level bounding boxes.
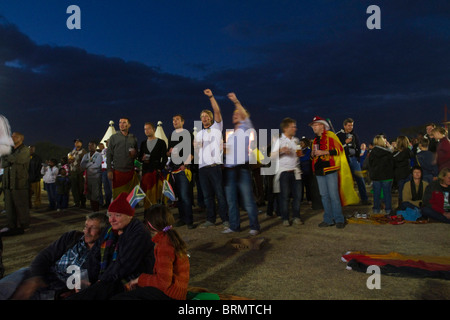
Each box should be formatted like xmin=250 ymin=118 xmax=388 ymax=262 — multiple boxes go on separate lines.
xmin=1 ymin=185 xmax=449 ymax=300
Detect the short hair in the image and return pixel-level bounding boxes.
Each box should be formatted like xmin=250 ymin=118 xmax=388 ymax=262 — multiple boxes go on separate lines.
xmin=88 ymin=140 xmax=97 ymax=146
xmin=120 ymin=117 xmax=131 ymax=124
xmin=300 ymin=137 xmax=311 ymax=148
xmin=425 ymin=123 xmax=436 ymax=128
xmin=280 ymin=117 xmax=296 ymax=131
xmin=438 ymin=167 xmax=450 ymax=182
xmin=418 ymin=138 xmax=429 ymax=148
xmin=86 ymin=212 xmax=109 ymax=230
xmin=144 ymin=122 xmax=155 ymax=130
xmin=12 ymin=132 xmax=24 ymax=139
xmin=343 ymin=118 xmax=354 ymax=126
xmin=200 ymin=109 xmax=213 ymax=121
xmin=411 ymin=165 xmax=423 ymax=175
xmin=173 ymin=114 xmax=185 ymax=122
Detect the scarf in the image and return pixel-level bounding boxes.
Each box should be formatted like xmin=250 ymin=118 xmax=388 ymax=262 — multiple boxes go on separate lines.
xmin=100 ymin=227 xmax=119 ymax=274
xmin=410 ymin=179 xmax=424 ymax=201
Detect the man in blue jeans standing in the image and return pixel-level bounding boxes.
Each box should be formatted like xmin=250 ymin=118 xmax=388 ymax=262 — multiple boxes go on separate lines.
xmin=222 ymin=92 xmax=260 ymax=235
xmin=194 ymin=89 xmax=229 ymax=229
xmin=336 ymin=118 xmax=370 ymax=205
xmin=168 ymin=114 xmax=195 ymax=229
xmin=271 ymin=118 xmax=303 ymax=227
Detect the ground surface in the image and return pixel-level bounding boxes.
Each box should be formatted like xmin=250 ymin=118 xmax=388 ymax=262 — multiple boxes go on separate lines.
xmin=1 ymin=184 xmax=449 ymax=300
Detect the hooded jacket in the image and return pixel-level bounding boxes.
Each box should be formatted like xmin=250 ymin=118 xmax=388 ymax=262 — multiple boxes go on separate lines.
xmin=368 ymin=146 xmax=394 ymax=181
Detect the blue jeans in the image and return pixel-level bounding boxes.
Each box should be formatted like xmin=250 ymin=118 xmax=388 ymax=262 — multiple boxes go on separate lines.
xmin=56 ymin=194 xmax=69 ymax=209
xmin=45 ymin=183 xmax=57 ymax=210
xmin=279 ymin=171 xmax=302 ymax=221
xmin=316 ymin=172 xmax=344 ymax=224
xmin=173 ymin=171 xmax=194 ymax=225
xmin=199 ymin=165 xmax=228 ymax=223
xmin=372 ymin=180 xmax=392 ymax=214
xmin=348 ymin=156 xmax=368 ymax=202
xmin=421 ymin=207 xmax=450 ymax=224
xmin=224 ymin=166 xmax=260 ymax=231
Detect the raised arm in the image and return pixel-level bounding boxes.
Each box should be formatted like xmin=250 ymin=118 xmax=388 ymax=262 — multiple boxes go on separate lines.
xmin=227 ymin=92 xmax=249 ymax=119
xmin=204 ymin=89 xmax=222 ymax=123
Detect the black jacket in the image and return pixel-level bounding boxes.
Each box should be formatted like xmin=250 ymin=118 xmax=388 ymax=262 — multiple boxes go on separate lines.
xmin=138 ymin=138 xmax=168 ymax=174
xmin=393 ymin=148 xmax=413 ymax=181
xmin=369 ymin=146 xmax=394 ymax=181
xmin=336 ymin=129 xmax=361 ymax=160
xmin=87 ymin=218 xmax=154 ymax=283
xmin=29 ymin=230 xmax=84 ymax=279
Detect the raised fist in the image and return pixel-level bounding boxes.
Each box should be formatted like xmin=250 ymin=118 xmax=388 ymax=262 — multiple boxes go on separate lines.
xmin=203 ymin=89 xmax=213 ymax=97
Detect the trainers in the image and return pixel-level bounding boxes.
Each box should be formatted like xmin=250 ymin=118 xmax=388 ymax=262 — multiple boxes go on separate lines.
xmin=222 ymin=221 xmax=230 ymax=228
xmin=200 ymin=221 xmax=215 ymax=228
xmin=318 ymin=221 xmax=334 ymax=227
xmin=249 ymin=229 xmax=260 ymax=236
xmin=336 ymin=222 xmax=346 ymax=229
xmin=222 ymin=228 xmax=236 ymax=234
xmin=283 ymin=220 xmax=290 ymax=226
xmin=293 ymin=218 xmax=304 ymax=225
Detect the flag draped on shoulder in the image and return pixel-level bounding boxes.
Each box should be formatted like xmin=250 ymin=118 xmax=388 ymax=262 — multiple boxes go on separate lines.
xmin=126 ymin=185 xmax=146 ymax=208
xmin=314 ymin=130 xmax=360 ymax=206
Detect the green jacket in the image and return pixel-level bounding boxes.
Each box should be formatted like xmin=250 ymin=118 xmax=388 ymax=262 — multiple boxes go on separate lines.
xmin=2 ymin=143 xmax=30 ymax=190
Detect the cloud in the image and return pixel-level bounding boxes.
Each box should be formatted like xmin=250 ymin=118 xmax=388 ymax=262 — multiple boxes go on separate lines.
xmin=1 ymin=1 xmax=449 ymax=148
xmin=0 ymin=18 xmax=213 ymax=146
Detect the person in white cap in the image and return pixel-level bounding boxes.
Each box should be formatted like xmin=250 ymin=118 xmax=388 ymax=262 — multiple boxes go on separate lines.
xmin=309 ymin=116 xmax=359 ymax=229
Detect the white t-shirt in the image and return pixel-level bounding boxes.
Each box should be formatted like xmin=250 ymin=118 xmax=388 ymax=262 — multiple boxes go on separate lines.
xmin=195 ymin=121 xmax=223 ymax=169
xmin=271 ymin=134 xmax=300 ymax=171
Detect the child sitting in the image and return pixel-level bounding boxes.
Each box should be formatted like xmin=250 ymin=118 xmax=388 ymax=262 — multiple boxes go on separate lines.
xmin=112 ymin=204 xmax=190 ymax=300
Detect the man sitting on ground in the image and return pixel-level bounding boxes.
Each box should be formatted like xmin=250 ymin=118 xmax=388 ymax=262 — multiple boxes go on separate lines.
xmin=0 ymin=212 xmax=108 ymax=300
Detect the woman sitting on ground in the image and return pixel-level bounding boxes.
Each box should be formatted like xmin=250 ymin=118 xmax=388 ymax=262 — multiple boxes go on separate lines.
xmin=421 ymin=167 xmax=450 ymax=223
xmin=399 ymin=165 xmax=428 ymax=211
xmin=112 ymin=204 xmax=190 ymax=300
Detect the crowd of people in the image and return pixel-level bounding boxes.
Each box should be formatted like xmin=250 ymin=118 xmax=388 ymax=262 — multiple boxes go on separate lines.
xmin=0 ymin=92 xmax=449 ymax=299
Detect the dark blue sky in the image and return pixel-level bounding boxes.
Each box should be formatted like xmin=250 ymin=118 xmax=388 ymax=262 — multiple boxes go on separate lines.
xmin=0 ymin=1 xmax=449 ymax=147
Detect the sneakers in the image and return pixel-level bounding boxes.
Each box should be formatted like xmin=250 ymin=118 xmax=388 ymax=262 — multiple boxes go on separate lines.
xmin=0 ymin=227 xmax=24 ymax=236
xmin=249 ymin=229 xmax=260 ymax=236
xmin=199 ymin=221 xmax=215 ymax=228
xmin=318 ymin=221 xmax=345 ymax=228
xmin=222 ymin=227 xmax=236 ymax=234
xmin=336 ymin=222 xmax=346 ymax=229
xmin=283 ymin=220 xmax=290 ymax=226
xmin=293 ymin=218 xmax=304 ymax=225
xmin=318 ymin=221 xmax=334 ymax=227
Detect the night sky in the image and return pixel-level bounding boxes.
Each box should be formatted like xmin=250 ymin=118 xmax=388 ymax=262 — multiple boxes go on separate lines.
xmin=0 ymin=1 xmax=449 ymax=148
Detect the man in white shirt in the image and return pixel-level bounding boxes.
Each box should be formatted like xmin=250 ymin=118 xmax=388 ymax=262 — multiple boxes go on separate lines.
xmin=41 ymin=158 xmax=59 ymax=211
xmin=194 ymin=89 xmax=229 ymax=229
xmin=270 ymin=118 xmax=303 ymax=226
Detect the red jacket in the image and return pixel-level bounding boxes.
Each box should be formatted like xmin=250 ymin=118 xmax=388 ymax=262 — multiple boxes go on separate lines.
xmin=436 ymin=138 xmax=450 ymax=172
xmin=137 ymin=232 xmax=190 ymax=300
xmin=423 ymin=180 xmax=449 ymax=215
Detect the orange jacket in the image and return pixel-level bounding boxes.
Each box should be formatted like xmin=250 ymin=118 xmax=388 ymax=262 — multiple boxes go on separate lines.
xmin=137 ymin=232 xmax=190 ymax=300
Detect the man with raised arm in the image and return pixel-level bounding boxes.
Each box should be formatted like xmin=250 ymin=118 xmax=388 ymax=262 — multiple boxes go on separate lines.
xmin=194 ymin=89 xmax=229 ymax=229
xmin=222 ymin=92 xmax=260 ymax=235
